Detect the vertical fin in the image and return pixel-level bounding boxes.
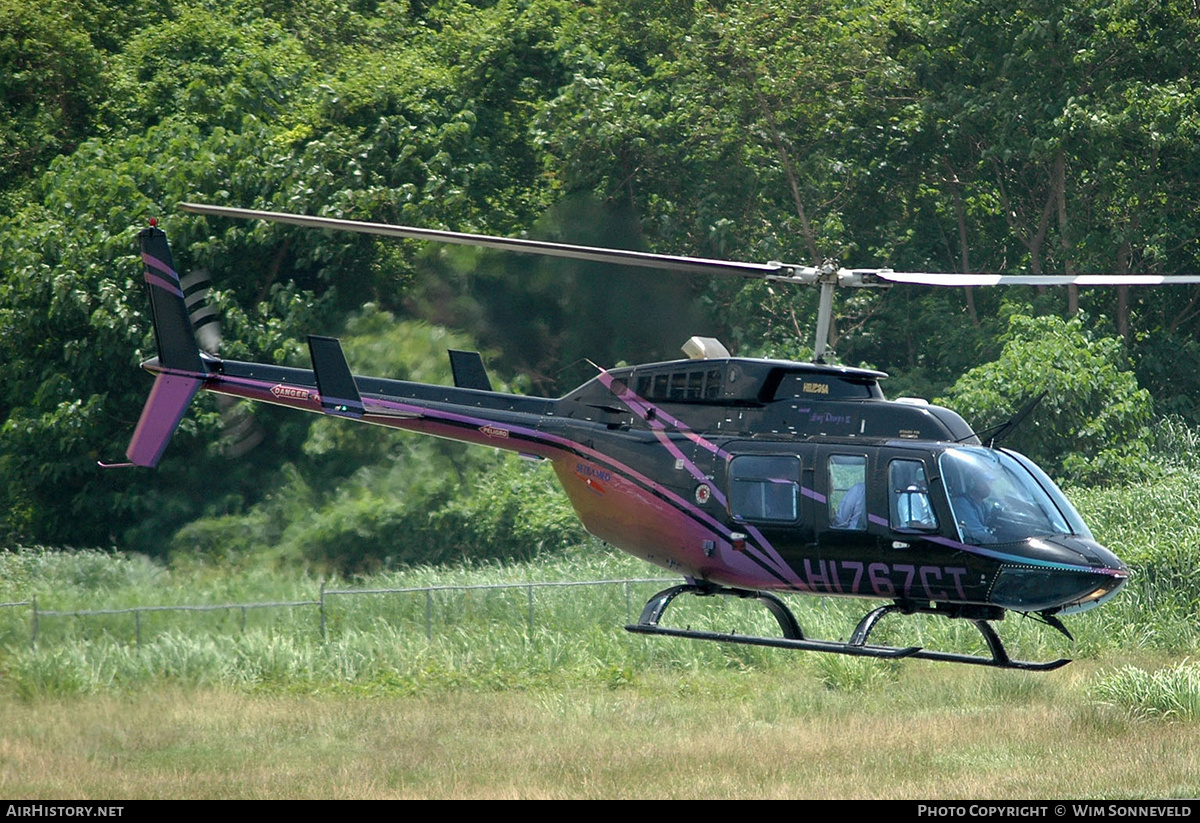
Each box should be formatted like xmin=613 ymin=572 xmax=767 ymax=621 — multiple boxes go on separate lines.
xmin=448 ymin=349 xmax=493 ymax=391
xmin=123 ymin=224 xmax=206 ymax=467
xmin=308 ymin=335 xmax=365 ymax=418
xmin=138 ymin=225 xmax=204 ymax=372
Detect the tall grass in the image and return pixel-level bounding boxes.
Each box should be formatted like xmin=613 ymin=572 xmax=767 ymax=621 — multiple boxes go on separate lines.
xmin=2 ymin=442 xmax=1199 ymax=701
xmin=0 ymin=541 xmax=1132 ymax=700
xmin=1091 ymin=659 xmax=1200 ymax=720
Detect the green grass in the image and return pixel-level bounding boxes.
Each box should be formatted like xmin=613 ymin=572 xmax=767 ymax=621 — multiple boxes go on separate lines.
xmin=2 ymin=458 xmax=1199 ymax=797
xmin=0 ymin=513 xmax=1193 ymax=701
xmin=1091 ymin=659 xmax=1200 ymax=720
xmin=0 ymin=540 xmax=1089 ymax=699
xmin=0 ymin=660 xmax=1197 ymax=799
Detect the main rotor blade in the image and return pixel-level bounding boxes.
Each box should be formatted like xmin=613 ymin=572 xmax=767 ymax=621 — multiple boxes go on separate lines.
xmin=181 ymin=204 xmax=1200 ymax=289
xmin=180 ymin=203 xmax=814 ymax=282
xmin=880 ymin=271 xmax=1200 ymax=286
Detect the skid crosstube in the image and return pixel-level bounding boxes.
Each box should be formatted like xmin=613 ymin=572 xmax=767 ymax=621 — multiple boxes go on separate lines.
xmin=625 ymin=584 xmax=1071 ymax=671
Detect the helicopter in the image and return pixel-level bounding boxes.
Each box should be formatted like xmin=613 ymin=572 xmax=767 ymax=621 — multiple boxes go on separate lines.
xmin=117 ymin=202 xmax=1198 ymax=671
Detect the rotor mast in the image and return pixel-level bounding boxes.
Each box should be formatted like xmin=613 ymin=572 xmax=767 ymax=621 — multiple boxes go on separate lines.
xmin=765 ymin=260 xmax=891 ymax=362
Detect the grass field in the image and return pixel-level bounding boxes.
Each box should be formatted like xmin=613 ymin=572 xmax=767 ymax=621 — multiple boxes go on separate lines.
xmin=2 ymin=658 xmax=1198 ymax=799
xmin=2 ymin=461 xmax=1200 ymax=799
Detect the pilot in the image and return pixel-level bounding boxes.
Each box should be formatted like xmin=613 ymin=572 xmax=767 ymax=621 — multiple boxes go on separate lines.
xmin=953 ymin=470 xmax=995 ymax=544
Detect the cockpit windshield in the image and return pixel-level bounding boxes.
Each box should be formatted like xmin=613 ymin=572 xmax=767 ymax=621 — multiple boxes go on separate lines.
xmin=939 ymin=447 xmax=1091 ymax=545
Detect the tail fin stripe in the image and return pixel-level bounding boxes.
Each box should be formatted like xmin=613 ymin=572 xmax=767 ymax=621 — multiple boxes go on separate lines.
xmin=141 ymin=253 xmax=185 ymax=297
xmin=141 ymin=254 xmax=184 ymax=293
xmin=141 ymin=250 xmax=178 ymax=278
xmin=144 ymin=271 xmax=184 ymax=297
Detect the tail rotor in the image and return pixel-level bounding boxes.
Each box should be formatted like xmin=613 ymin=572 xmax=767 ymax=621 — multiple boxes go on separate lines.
xmin=180 ymin=268 xmax=265 ymax=458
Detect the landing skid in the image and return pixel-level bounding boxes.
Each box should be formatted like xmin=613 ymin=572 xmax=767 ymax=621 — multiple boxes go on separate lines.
xmin=625 ymin=584 xmax=1071 ymax=671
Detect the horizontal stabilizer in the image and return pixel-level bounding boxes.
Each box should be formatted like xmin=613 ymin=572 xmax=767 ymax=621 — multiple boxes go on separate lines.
xmin=448 ymin=350 xmax=492 ymax=391
xmin=125 ymin=373 xmax=203 ymax=467
xmin=308 ymin=335 xmax=365 ymax=418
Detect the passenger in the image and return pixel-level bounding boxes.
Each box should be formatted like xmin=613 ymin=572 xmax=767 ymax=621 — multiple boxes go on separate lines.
xmin=892 ymin=462 xmax=935 ymax=530
xmin=832 ymin=482 xmax=866 ymax=530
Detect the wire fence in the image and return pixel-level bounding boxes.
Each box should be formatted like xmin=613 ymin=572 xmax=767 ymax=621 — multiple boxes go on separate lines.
xmin=0 ymin=577 xmax=677 ymax=648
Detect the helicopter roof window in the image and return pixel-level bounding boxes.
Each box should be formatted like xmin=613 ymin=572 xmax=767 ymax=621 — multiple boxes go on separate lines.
xmin=728 ymin=455 xmax=801 ymax=523
xmin=939 ymin=448 xmax=1078 ymax=545
xmin=636 ymin=368 xmax=723 ymax=402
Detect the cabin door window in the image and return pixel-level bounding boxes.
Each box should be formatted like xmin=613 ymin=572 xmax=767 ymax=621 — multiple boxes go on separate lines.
xmin=888 ymin=459 xmax=938 ymax=532
xmin=828 ymin=454 xmax=867 ymax=530
xmin=727 ymin=455 xmax=801 ymax=523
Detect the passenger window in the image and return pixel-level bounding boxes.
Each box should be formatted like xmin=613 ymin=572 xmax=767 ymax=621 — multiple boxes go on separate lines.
xmin=728 ymin=455 xmax=801 ymax=523
xmin=889 ymin=459 xmax=937 ymax=532
xmin=828 ymin=455 xmax=867 ymax=531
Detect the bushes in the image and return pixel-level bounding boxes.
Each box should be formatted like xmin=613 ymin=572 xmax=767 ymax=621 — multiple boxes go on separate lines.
xmin=1092 ymin=660 xmax=1200 ymax=720
xmin=284 ymin=455 xmax=585 ymax=572
xmin=938 ymin=314 xmax=1152 ymax=485
xmin=172 ymin=451 xmax=586 ymax=573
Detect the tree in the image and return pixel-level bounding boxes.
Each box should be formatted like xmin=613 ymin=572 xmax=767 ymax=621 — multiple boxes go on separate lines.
xmin=938 ymin=313 xmax=1152 ymax=484
xmin=0 ymin=1 xmax=103 ymax=202
xmin=0 ymin=0 xmax=576 ymax=552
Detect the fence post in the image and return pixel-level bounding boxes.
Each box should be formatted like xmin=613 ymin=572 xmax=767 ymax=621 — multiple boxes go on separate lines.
xmin=425 ymin=589 xmax=433 ymax=641
xmin=30 ymin=595 xmax=38 ymax=648
xmin=319 ymin=579 xmax=327 ymax=641
xmin=135 ymin=609 xmax=142 ymax=645
xmin=527 ymin=583 xmax=534 ymax=635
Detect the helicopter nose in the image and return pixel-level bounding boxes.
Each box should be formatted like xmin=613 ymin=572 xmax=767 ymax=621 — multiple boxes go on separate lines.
xmin=989 ymin=537 xmax=1128 ymax=614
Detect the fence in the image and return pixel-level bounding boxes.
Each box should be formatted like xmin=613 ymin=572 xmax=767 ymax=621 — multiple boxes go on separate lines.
xmin=0 ymin=577 xmax=676 ymax=647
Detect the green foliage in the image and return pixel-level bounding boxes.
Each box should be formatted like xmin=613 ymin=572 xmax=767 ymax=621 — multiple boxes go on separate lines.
xmin=0 ymin=1 xmax=104 ymax=200
xmin=170 ymin=447 xmax=586 ymax=573
xmin=274 ymin=453 xmax=584 ymax=572
xmin=168 ymin=311 xmax=584 ymax=572
xmin=5 ymin=0 xmax=1200 ymax=560
xmin=0 ymin=116 xmax=345 ymax=550
xmin=102 ymin=5 xmax=313 ymax=133
xmin=938 ymin=313 xmax=1152 ymax=484
xmin=1068 ymin=422 xmax=1200 ymax=617
xmin=0 ymin=0 xmax=569 ymax=552
xmin=1091 ymin=660 xmax=1200 ymax=720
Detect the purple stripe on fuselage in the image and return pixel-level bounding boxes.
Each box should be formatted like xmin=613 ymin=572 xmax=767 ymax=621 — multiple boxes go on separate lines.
xmin=597 ymin=371 xmax=807 ymax=589
xmin=197 ymin=369 xmax=754 ymax=574
xmin=590 ymin=371 xmax=1117 ymax=580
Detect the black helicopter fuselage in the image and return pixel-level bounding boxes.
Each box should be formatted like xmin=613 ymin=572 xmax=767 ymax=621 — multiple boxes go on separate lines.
xmin=126 ymin=223 xmax=1129 ymax=668
xmin=140 ymin=343 xmax=1126 ymax=621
